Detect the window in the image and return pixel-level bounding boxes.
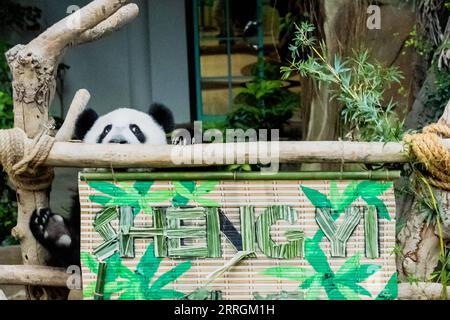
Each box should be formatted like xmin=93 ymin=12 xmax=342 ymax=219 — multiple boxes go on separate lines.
xmin=191 ymin=0 xmax=268 ymax=121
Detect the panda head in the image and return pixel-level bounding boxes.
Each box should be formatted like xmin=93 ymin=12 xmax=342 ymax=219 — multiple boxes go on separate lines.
xmin=74 ymin=103 xmax=175 ymax=145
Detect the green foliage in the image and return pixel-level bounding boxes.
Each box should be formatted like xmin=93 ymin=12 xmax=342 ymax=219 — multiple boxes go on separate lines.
xmin=82 ymin=243 xmax=191 ymax=300
xmin=279 ymin=12 xmax=298 ymax=37
xmin=249 ymin=59 xmax=284 ymax=80
xmin=226 ymin=79 xmax=299 ymax=131
xmin=0 ymin=41 xmax=17 ymax=246
xmin=423 ymin=61 xmax=450 ymax=124
xmin=405 ymin=26 xmax=434 ymax=59
xmin=0 ymin=170 xmax=17 ymax=245
xmin=430 ymin=250 xmax=450 ymax=296
xmin=282 ymin=22 xmax=407 ymax=142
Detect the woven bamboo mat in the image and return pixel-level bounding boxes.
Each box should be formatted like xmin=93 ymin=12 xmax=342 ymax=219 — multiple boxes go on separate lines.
xmin=79 ymin=178 xmax=397 ymax=300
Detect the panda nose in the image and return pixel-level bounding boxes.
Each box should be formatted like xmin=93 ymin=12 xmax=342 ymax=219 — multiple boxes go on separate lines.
xmin=110 ymin=139 xmax=128 ymax=144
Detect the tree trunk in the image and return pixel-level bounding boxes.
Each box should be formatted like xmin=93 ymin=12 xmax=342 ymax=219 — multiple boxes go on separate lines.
xmin=5 ymin=0 xmax=139 ymax=300
xmin=397 ymin=106 xmax=450 ymax=282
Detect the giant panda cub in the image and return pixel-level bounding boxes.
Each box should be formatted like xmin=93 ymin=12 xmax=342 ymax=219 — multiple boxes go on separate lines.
xmin=29 ymin=103 xmax=175 ymax=268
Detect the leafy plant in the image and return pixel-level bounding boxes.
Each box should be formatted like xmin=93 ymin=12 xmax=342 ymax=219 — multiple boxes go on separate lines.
xmin=0 ymin=41 xmax=17 ymax=245
xmin=423 ymin=61 xmax=450 ymax=124
xmin=282 ymin=22 xmax=407 ymax=142
xmin=418 ymin=174 xmax=449 ymax=300
xmin=82 ymin=242 xmax=191 ymax=300
xmin=226 ymin=79 xmax=299 ymax=132
xmin=430 ymin=250 xmax=450 ymax=297
xmin=405 ymin=26 xmax=434 ymax=59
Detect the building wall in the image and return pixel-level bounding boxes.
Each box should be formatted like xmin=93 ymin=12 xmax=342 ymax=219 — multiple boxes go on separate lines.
xmin=13 ymin=0 xmax=192 ymax=124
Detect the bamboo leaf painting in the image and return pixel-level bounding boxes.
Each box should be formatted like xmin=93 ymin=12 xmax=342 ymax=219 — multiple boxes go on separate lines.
xmin=260 ymin=238 xmax=381 ymax=300
xmin=134 ymin=181 xmax=154 ymax=195
xmin=375 ymin=273 xmax=398 ymax=300
xmin=88 ymin=181 xmax=174 ymax=216
xmin=302 ymin=180 xmax=393 ymax=223
xmin=81 ymin=242 xmax=191 ymax=300
xmin=172 ymin=181 xmax=220 ymax=207
xmin=301 ymin=186 xmax=332 ymax=208
xmin=81 ymin=177 xmax=397 ymax=300
xmin=357 ymin=181 xmax=391 ymax=221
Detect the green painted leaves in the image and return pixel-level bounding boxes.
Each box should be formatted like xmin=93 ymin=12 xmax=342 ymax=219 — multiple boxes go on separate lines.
xmin=302 ymin=180 xmax=392 ymax=221
xmin=260 ymin=239 xmax=382 ymax=300
xmin=301 ymin=186 xmax=333 ymax=208
xmin=172 ymin=181 xmax=219 ymax=207
xmin=82 ymin=242 xmax=191 ymax=300
xmin=88 ymin=181 xmax=172 ymax=216
xmin=88 ymin=180 xmax=220 ymax=213
xmin=375 ymin=273 xmax=398 ymax=300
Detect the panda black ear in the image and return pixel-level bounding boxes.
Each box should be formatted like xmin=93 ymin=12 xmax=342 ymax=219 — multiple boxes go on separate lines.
xmin=148 ymin=103 xmax=175 ymax=133
xmin=73 ymin=108 xmax=99 ymax=140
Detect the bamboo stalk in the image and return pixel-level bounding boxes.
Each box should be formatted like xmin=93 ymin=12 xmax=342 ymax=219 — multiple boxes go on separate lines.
xmin=0 ymin=265 xmax=69 ymax=287
xmin=94 ymin=262 xmax=107 ymax=301
xmin=45 ymin=141 xmax=411 ymax=168
xmin=80 ymin=171 xmax=402 ymax=181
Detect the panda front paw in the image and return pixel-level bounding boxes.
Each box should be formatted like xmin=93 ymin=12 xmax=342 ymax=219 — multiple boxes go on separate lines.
xmin=30 ymin=208 xmax=72 ymax=249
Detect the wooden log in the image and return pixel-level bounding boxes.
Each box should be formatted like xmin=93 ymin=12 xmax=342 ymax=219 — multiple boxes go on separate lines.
xmin=398 ymin=282 xmax=450 ymax=300
xmin=43 ymin=141 xmax=411 ymax=168
xmin=55 ymin=89 xmax=91 ymax=142
xmin=0 ymin=265 xmax=69 ymax=287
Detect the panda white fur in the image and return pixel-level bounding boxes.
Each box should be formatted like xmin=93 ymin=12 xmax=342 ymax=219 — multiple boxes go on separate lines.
xmin=29 ymin=103 xmax=174 ymax=267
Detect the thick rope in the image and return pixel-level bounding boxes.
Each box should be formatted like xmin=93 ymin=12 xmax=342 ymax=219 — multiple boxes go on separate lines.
xmin=405 ymin=124 xmax=450 ymax=191
xmin=0 ymin=128 xmax=55 ymax=191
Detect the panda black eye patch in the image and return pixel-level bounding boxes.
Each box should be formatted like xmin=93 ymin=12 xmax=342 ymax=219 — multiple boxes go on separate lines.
xmin=130 ymin=124 xmax=146 ymax=143
xmin=97 ymin=124 xmax=112 ymax=143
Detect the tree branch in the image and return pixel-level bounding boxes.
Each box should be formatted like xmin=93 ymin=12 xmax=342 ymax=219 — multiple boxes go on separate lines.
xmin=0 ymin=265 xmax=69 ymax=287
xmin=76 ymin=3 xmax=139 ymax=46
xmin=55 ymin=89 xmax=91 ymax=142
xmin=26 ymin=0 xmax=133 ymax=58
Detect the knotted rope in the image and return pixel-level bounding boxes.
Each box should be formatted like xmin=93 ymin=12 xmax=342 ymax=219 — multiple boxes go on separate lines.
xmin=405 ymin=124 xmax=450 ymax=191
xmin=0 ymin=128 xmax=55 ymax=191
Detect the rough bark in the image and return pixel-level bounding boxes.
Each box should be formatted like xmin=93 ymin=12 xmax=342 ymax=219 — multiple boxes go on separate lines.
xmin=398 ymin=282 xmax=450 ymax=300
xmin=0 ymin=265 xmax=69 ymax=287
xmin=397 ymin=105 xmax=450 ymax=282
xmin=4 ymin=0 xmax=138 ymax=300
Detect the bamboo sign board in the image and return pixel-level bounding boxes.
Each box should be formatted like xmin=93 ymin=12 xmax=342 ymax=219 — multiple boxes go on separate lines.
xmin=79 ymin=172 xmax=398 ymax=300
